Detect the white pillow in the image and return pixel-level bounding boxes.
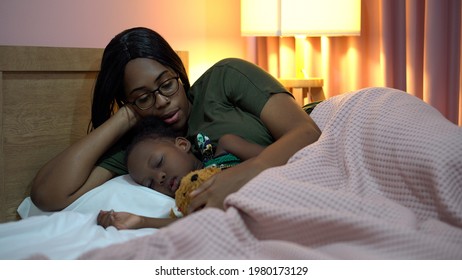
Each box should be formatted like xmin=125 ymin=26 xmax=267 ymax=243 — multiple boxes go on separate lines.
xmin=17 ymin=175 xmax=175 ymax=219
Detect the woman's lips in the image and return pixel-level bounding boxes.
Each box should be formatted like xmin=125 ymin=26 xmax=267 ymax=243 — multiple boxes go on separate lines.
xmin=163 ymin=110 xmax=179 ymax=125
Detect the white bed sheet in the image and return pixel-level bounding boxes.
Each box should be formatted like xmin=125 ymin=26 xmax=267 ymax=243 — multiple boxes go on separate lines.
xmin=0 ymin=175 xmax=175 ymax=260
xmin=0 ymin=211 xmax=156 ymax=259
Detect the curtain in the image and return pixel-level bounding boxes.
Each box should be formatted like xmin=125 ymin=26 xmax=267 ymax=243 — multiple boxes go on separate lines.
xmin=245 ymin=0 xmax=461 ymax=125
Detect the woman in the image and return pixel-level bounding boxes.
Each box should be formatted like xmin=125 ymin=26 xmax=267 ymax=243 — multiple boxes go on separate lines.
xmin=30 ymin=27 xmax=321 ymax=214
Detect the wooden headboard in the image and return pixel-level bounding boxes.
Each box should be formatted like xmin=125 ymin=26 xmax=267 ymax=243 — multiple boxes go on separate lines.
xmin=0 ymin=46 xmax=188 ymax=222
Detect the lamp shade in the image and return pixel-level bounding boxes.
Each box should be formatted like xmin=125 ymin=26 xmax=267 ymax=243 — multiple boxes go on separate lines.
xmin=241 ymin=0 xmax=361 ymax=37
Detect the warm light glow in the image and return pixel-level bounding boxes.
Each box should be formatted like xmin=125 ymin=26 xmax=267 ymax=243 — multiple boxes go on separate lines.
xmin=321 ymin=36 xmax=330 ymax=97
xmin=241 ymin=0 xmax=361 ymax=37
xmin=281 ymin=0 xmax=361 ymax=36
xmin=241 ymin=0 xmax=361 ymax=80
xmin=241 ymin=0 xmax=280 ymax=36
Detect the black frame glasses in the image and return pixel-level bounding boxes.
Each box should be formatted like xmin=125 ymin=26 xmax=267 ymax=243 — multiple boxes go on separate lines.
xmin=129 ymin=76 xmax=180 ymax=110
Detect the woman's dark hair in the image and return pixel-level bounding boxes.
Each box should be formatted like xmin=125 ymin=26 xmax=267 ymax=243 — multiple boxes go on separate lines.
xmin=90 ymin=27 xmax=190 ymax=130
xmin=125 ymin=116 xmax=182 ymax=163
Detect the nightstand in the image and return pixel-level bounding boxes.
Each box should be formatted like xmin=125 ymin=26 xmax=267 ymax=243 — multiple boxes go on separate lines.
xmin=279 ymin=78 xmax=325 ymax=106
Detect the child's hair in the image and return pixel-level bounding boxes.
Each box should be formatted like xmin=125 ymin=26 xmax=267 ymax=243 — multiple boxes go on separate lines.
xmin=125 ymin=116 xmax=182 ymax=163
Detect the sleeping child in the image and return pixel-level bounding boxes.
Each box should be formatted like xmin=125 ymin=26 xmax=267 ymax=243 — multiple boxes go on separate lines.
xmin=97 ymin=116 xmax=263 ymax=229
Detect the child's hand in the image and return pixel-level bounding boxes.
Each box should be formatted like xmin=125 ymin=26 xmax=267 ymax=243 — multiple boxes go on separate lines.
xmin=97 ymin=210 xmax=143 ymax=230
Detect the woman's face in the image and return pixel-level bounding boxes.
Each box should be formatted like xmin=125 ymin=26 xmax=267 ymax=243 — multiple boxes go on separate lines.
xmin=124 ymin=58 xmax=190 ymax=132
xmin=127 ymin=137 xmax=199 ymax=198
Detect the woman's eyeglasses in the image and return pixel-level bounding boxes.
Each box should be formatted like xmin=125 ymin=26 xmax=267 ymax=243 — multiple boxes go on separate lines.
xmin=130 ymin=77 xmax=180 ymax=110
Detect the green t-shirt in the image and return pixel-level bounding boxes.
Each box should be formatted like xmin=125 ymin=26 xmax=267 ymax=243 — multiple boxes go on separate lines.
xmin=98 ymin=58 xmax=291 ymax=175
xmin=186 ymin=58 xmax=290 ymax=147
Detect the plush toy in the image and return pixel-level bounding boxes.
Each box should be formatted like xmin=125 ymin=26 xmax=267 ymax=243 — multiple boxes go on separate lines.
xmin=171 ymin=166 xmax=222 ymax=217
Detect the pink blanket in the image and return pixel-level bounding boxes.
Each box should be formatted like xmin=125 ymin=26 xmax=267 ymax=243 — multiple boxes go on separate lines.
xmin=80 ymin=87 xmax=462 ymax=259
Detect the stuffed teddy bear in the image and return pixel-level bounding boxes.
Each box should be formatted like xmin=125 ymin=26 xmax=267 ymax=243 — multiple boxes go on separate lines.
xmin=171 ymin=166 xmax=222 ymax=217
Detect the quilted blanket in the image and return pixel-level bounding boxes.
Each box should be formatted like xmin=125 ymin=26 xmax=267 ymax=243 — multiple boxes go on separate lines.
xmin=78 ymin=87 xmax=462 ymax=259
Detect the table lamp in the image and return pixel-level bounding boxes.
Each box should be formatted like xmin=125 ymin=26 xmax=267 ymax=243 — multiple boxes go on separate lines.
xmin=241 ymin=0 xmax=361 ymax=79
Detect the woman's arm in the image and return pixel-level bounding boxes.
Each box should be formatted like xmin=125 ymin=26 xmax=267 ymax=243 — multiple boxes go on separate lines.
xmin=188 ymin=93 xmax=321 ymax=212
xmin=30 ymin=106 xmax=140 ymax=211
xmin=256 ymin=93 xmax=321 ymax=166
xmin=216 ymin=134 xmax=265 ymax=160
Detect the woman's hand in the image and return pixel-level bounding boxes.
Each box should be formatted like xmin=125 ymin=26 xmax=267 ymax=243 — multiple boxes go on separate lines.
xmin=97 ymin=210 xmax=143 ymax=230
xmin=187 ymin=158 xmax=266 ymax=213
xmin=114 ymin=104 xmax=142 ymax=131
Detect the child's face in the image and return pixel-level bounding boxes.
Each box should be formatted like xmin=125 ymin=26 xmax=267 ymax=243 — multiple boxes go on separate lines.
xmin=127 ymin=138 xmax=198 ymax=198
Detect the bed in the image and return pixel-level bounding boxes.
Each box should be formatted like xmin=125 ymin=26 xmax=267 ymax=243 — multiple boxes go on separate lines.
xmin=0 ymin=45 xmax=187 ymax=259
xmin=0 ymin=46 xmax=461 ymax=260
xmin=0 ymin=45 xmax=188 ymax=223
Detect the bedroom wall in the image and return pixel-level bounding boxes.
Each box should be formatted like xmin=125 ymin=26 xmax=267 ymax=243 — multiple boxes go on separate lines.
xmin=0 ymin=0 xmax=248 ymax=83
